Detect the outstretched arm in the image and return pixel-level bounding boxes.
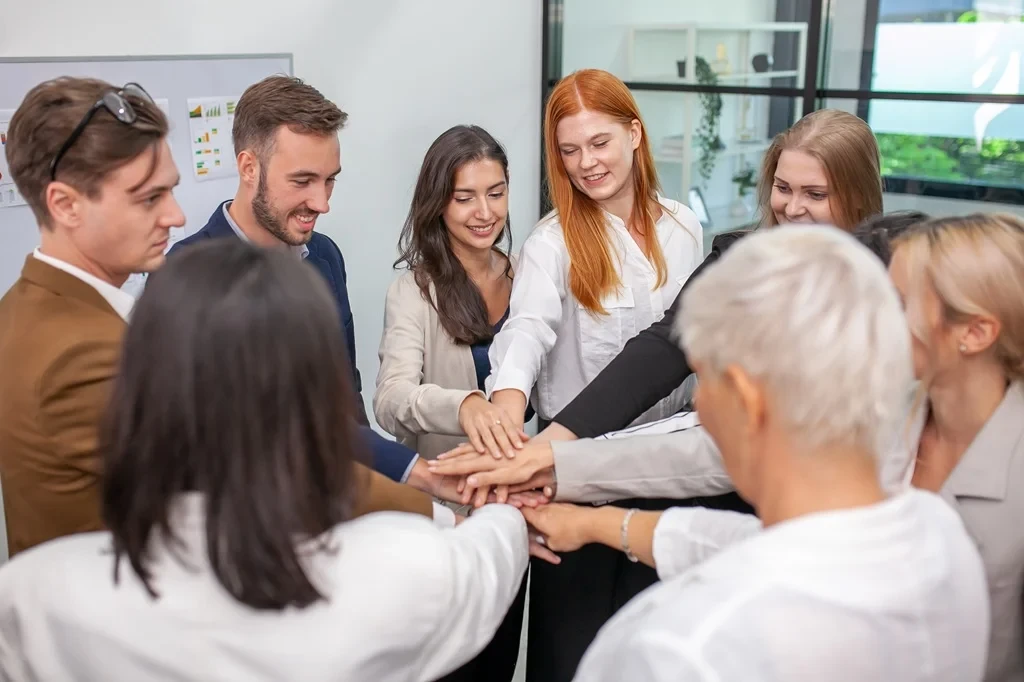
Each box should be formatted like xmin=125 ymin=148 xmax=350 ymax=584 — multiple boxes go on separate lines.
xmin=486 ymin=234 xmax=568 ymax=426
xmin=521 ymin=502 xmax=761 ymax=578
xmin=428 ymin=417 xmax=734 ymax=505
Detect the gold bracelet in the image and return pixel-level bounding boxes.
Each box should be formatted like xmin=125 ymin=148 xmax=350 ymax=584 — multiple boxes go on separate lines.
xmin=621 ymin=508 xmax=639 ymax=563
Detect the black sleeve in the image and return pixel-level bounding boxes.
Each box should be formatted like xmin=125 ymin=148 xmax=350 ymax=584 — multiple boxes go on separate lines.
xmin=553 ymin=232 xmax=744 ymax=438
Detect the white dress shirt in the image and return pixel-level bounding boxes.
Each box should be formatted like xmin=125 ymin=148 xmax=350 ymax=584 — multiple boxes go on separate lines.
xmin=575 ymin=490 xmax=989 ymax=682
xmin=32 ymin=249 xmax=135 ymax=321
xmin=487 ymin=196 xmax=702 ymax=422
xmin=0 ymin=496 xmax=528 ymax=682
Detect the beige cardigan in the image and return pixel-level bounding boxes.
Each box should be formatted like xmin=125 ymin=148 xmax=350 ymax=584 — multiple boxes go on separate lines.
xmin=375 ymin=269 xmax=502 ymax=460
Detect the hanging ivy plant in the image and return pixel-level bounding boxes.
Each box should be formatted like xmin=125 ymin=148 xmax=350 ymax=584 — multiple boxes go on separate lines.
xmin=694 ymin=57 xmax=725 ymax=187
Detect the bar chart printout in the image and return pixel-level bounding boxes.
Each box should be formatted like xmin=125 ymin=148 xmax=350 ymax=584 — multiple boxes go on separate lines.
xmin=187 ymin=95 xmax=238 ymax=181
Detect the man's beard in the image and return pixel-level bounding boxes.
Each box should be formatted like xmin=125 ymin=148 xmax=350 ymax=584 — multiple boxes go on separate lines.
xmin=252 ymin=168 xmax=314 ymax=247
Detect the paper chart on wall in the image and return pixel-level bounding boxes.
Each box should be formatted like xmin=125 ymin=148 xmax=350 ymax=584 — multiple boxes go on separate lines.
xmin=186 ymin=96 xmax=238 ymax=181
xmin=0 ymin=109 xmax=27 ymax=209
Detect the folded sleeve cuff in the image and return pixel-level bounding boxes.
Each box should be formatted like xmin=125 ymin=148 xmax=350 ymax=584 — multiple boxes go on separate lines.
xmin=431 ymin=502 xmax=457 ymax=528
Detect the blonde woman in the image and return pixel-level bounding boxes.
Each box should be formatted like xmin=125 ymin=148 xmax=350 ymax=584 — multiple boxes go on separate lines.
xmin=888 ymin=214 xmax=1024 ymax=682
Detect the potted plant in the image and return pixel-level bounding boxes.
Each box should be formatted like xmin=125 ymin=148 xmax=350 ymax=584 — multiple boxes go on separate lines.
xmin=730 ymin=166 xmax=757 ymax=217
xmin=696 ymin=58 xmax=725 ymax=187
xmin=679 ymin=57 xmax=725 ymax=187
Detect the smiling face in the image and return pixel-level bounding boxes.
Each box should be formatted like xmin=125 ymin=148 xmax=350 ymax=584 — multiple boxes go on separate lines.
xmin=442 ymin=158 xmax=508 ymax=257
xmin=554 ymin=108 xmax=641 ymax=208
xmin=770 ymin=149 xmax=836 ymax=226
xmin=251 ymin=126 xmax=341 ymax=246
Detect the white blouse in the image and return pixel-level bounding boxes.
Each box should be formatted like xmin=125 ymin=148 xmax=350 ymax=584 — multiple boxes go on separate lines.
xmin=486 ymin=196 xmax=703 ymax=422
xmin=0 ymin=496 xmax=529 ymax=682
xmin=575 ymin=490 xmax=989 ymax=682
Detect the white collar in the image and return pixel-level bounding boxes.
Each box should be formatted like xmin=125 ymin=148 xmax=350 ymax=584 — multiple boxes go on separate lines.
xmin=601 ymin=193 xmax=675 ymax=230
xmin=32 ymin=249 xmax=135 ymax=321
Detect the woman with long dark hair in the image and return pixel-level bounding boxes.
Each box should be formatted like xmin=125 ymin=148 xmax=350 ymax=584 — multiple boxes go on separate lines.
xmin=376 ymin=124 xmax=528 ymax=462
xmin=0 ymin=240 xmax=529 ymax=682
xmin=374 ymin=124 xmax=533 ymax=682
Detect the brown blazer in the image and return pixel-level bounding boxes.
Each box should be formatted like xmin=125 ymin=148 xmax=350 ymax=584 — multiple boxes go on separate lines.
xmin=0 ymin=256 xmax=432 ymax=558
xmin=0 ymin=256 xmax=124 ymax=557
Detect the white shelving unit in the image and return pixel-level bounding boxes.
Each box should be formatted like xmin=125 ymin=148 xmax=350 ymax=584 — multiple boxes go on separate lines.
xmin=627 ymin=22 xmax=808 ymax=239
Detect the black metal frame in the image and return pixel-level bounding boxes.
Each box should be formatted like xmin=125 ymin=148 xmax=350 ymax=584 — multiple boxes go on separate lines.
xmin=538 ymin=0 xmax=1024 ymax=213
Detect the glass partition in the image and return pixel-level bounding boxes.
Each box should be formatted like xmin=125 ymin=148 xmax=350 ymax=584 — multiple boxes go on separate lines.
xmin=542 ymin=0 xmax=1024 ymax=218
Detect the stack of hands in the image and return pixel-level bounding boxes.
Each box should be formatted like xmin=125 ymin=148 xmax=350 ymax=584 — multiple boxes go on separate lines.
xmin=426 ymin=423 xmax=589 ymax=565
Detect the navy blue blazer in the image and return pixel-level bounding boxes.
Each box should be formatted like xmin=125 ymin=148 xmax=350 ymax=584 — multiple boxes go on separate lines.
xmin=168 ymin=202 xmax=418 ymax=482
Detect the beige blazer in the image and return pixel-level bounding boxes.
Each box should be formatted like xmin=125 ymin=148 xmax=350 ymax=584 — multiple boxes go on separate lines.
xmin=375 ymin=269 xmax=508 ymax=460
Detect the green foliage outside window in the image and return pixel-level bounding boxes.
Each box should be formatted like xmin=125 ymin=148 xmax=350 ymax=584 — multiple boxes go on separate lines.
xmin=876 ymin=132 xmax=1024 ymax=187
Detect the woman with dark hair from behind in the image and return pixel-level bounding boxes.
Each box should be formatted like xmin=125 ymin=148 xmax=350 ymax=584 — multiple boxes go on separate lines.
xmin=0 ymin=240 xmax=529 ymax=682
xmin=374 ymin=124 xmax=534 ymax=682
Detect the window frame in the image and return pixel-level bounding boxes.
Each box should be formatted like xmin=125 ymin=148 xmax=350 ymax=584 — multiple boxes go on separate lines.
xmin=539 ymin=0 xmax=1024 ymax=216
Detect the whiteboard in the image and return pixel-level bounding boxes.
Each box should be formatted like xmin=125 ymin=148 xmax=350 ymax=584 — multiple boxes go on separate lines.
xmin=0 ymin=54 xmax=293 ymax=294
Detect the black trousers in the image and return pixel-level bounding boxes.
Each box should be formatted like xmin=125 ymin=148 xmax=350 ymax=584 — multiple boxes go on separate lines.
xmin=435 ymin=572 xmax=529 ymax=682
xmin=525 ymin=493 xmax=754 ymax=682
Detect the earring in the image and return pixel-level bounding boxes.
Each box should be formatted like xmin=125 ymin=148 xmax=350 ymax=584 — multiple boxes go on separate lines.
xmin=958 ymin=343 xmax=967 ymax=353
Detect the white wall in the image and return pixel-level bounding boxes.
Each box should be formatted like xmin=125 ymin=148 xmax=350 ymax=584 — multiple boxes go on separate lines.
xmin=0 ymin=0 xmax=543 ymax=430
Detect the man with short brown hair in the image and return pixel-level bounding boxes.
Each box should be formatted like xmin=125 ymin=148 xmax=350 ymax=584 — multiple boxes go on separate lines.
xmin=169 ymin=76 xmax=434 ymax=490
xmin=172 ymin=76 xmax=359 ymax=399
xmin=0 ymin=77 xmax=184 ymax=556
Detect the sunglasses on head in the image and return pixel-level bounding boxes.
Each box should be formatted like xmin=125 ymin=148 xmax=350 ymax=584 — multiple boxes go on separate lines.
xmin=49 ymin=82 xmax=156 ymax=181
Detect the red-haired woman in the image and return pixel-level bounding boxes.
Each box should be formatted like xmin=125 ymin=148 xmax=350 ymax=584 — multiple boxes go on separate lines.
xmin=485 ymin=69 xmax=703 ymax=681
xmin=487 ymin=68 xmax=702 ymax=432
